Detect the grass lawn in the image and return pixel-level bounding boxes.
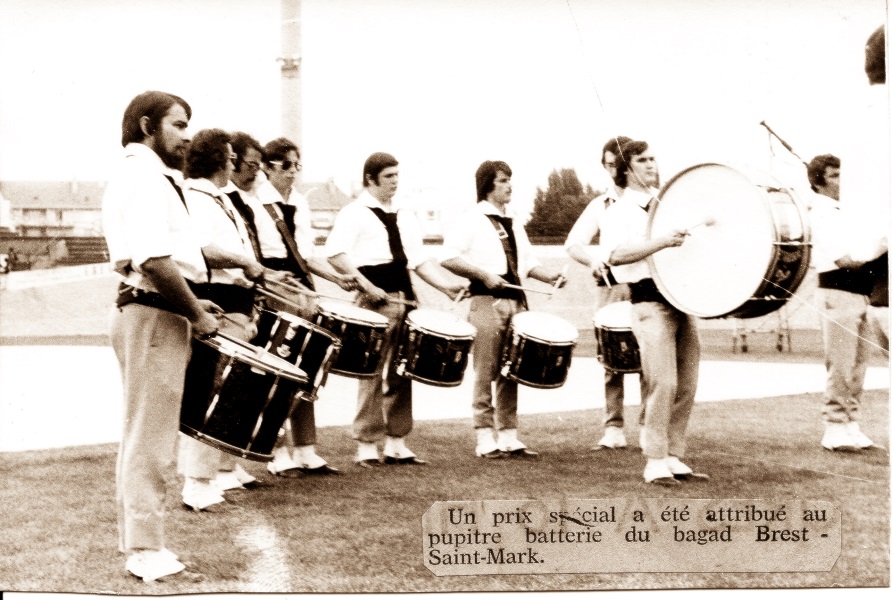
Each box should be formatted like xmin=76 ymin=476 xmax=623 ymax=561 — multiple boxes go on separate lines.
xmin=0 ymin=389 xmax=887 ymax=594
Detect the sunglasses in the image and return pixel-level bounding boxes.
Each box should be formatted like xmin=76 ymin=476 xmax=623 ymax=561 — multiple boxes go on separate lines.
xmin=268 ymin=159 xmax=301 ymax=172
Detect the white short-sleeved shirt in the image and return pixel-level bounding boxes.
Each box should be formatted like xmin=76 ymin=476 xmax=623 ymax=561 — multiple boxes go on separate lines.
xmin=102 ymin=143 xmax=208 ymax=290
xmin=841 ymin=84 xmax=890 ymax=263
xmin=248 ymin=178 xmax=318 ymax=259
xmin=184 ymin=178 xmax=254 ymax=285
xmin=564 ymin=189 xmax=621 ymax=266
xmin=598 ymin=187 xmax=658 ymax=284
xmin=323 ymin=190 xmax=428 ymax=269
xmin=440 ymin=200 xmax=540 ymax=278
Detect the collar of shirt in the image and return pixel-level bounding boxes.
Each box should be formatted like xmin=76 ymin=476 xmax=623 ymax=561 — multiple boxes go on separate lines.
xmin=124 ymin=142 xmax=184 ymax=183
xmin=357 ymin=188 xmax=407 ymax=213
xmin=621 ymin=186 xmax=657 ymax=209
xmin=184 ymin=177 xmax=225 ymax=198
xmin=222 ymin=180 xmax=257 ymax=199
xmin=477 ymin=200 xmax=517 ymax=218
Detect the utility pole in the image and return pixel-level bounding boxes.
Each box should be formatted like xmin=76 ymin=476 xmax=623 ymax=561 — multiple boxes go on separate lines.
xmin=279 ymin=0 xmax=302 ymax=150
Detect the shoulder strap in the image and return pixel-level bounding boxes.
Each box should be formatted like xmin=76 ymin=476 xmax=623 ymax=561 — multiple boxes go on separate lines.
xmin=367 ymin=206 xmax=408 ymax=263
xmin=262 ymin=202 xmax=314 ymax=290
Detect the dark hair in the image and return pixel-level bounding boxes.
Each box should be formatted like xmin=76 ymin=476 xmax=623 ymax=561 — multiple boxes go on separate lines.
xmin=185 ymin=129 xmax=231 ymax=180
xmin=262 ymin=137 xmax=300 ymax=165
xmin=120 ymin=91 xmax=192 ymax=147
xmin=362 ymin=152 xmax=399 ymax=187
xmin=613 ymin=140 xmax=649 ymax=189
xmin=806 ymin=154 xmax=841 ymax=192
xmin=230 ymin=131 xmax=263 ymax=169
xmin=475 ymin=161 xmax=512 ymax=202
xmin=865 ymin=25 xmax=885 ymax=85
xmin=601 ymin=136 xmax=632 ymax=165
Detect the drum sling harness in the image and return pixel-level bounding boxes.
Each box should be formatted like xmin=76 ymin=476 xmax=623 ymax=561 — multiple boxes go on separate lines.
xmin=360 ymin=207 xmax=416 ymax=301
xmin=261 ymin=202 xmax=316 ymax=291
xmin=469 ymin=214 xmax=528 ymax=309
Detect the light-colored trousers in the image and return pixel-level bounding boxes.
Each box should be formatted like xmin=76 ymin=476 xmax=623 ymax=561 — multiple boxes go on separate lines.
xmin=111 ymin=304 xmax=191 ymax=552
xmin=819 ymin=288 xmax=871 ymax=424
xmin=468 ymin=295 xmax=521 ymax=430
xmin=632 ymin=301 xmax=700 ymax=459
xmin=353 ymin=293 xmax=413 ymax=442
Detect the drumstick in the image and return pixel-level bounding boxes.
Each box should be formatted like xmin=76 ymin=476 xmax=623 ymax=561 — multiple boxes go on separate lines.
xmin=255 ymin=284 xmax=308 ymax=311
xmin=501 ymin=283 xmax=555 ymax=295
xmin=685 ymin=217 xmax=716 ymax=234
xmin=260 ymin=279 xmax=346 ymax=304
xmin=451 ymin=287 xmax=469 ymax=308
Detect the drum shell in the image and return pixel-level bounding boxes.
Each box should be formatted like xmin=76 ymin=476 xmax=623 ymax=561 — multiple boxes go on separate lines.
xmin=252 ymin=309 xmax=341 ymax=401
xmin=500 ymin=328 xmax=575 ymax=389
xmin=314 ymin=308 xmax=388 ymax=378
xmin=594 ymin=324 xmax=641 ymax=373
xmin=180 ymin=338 xmax=302 ymax=462
xmin=394 ymin=320 xmax=475 ymax=387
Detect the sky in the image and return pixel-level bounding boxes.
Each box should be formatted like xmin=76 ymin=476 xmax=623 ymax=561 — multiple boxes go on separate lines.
xmin=0 ymin=0 xmax=887 ymax=215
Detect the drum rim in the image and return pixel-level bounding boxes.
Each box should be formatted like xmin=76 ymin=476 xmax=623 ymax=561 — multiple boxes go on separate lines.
xmin=406 ymin=308 xmax=477 ymax=339
xmin=316 ymin=301 xmax=389 ymax=327
xmin=646 ymin=162 xmax=812 ymax=319
xmin=198 ymin=335 xmax=308 ymax=383
xmin=511 ymin=310 xmax=579 ymax=344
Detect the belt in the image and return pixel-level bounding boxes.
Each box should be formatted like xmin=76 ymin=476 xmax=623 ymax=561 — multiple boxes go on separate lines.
xmin=628 ymin=278 xmax=668 ymax=304
xmin=116 ymin=283 xmax=182 ymax=315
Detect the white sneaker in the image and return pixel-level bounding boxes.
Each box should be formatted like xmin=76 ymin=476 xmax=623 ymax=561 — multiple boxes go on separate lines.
xmin=496 ymin=428 xmax=527 ymax=452
xmin=294 ymin=445 xmax=329 ymax=470
xmin=821 ymin=423 xmax=859 ymax=451
xmin=383 ymin=436 xmax=417 ymax=459
xmin=212 ymin=470 xmax=243 ymax=492
xmin=126 ymin=549 xmax=185 ymax=582
xmin=267 ymin=446 xmax=300 ymax=475
xmin=355 ymin=441 xmax=381 ymax=465
xmin=182 ymin=477 xmax=225 ymax=511
xmin=475 ymin=428 xmax=500 ymax=457
xmin=846 ymin=422 xmax=875 ymax=449
xmin=643 ymin=458 xmax=679 ymax=485
xmin=665 ymin=456 xmax=693 ymax=476
xmin=213 ymin=464 xmax=256 ymax=491
xmin=597 ymin=426 xmax=628 ymax=449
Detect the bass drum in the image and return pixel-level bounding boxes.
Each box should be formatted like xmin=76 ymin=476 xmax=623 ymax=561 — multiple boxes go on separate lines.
xmin=648 ymin=163 xmax=811 ymax=319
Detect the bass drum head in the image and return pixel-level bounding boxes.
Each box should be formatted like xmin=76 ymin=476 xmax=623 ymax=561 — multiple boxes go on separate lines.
xmin=406 ymin=308 xmax=477 ymax=338
xmin=647 ymin=163 xmax=805 ymax=318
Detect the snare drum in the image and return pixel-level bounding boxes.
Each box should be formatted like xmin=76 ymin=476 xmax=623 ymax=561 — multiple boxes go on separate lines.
xmin=313 ymin=300 xmax=389 ymax=378
xmin=393 ymin=308 xmax=477 ymax=387
xmin=500 ymin=311 xmax=578 ymax=389
xmin=593 ymin=301 xmax=641 ymax=373
xmin=252 ymin=309 xmax=341 ymax=402
xmin=180 ymin=334 xmax=307 ymax=461
xmin=648 ymin=163 xmax=811 ymax=319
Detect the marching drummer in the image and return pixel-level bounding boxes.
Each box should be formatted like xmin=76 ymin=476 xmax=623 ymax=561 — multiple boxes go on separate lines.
xmin=324 ymin=152 xmax=465 ymax=467
xmin=565 ymin=135 xmax=647 ymax=450
xmin=440 ymin=160 xmax=566 ymax=460
xmin=103 ymin=91 xmax=220 ymax=581
xmin=598 ymin=140 xmax=705 ymax=485
xmin=226 ymin=134 xmax=359 ymax=476
xmin=177 ymin=129 xmax=271 ymax=510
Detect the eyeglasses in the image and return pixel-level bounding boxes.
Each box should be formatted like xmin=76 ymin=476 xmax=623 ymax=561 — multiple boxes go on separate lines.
xmin=228 ymin=153 xmax=238 ymax=164
xmin=240 ymin=160 xmax=262 ymax=172
xmin=269 ymin=160 xmax=301 ymax=172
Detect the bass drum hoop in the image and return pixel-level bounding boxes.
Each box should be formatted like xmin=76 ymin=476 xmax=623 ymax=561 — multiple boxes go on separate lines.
xmin=646 ymin=163 xmax=811 ymax=319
